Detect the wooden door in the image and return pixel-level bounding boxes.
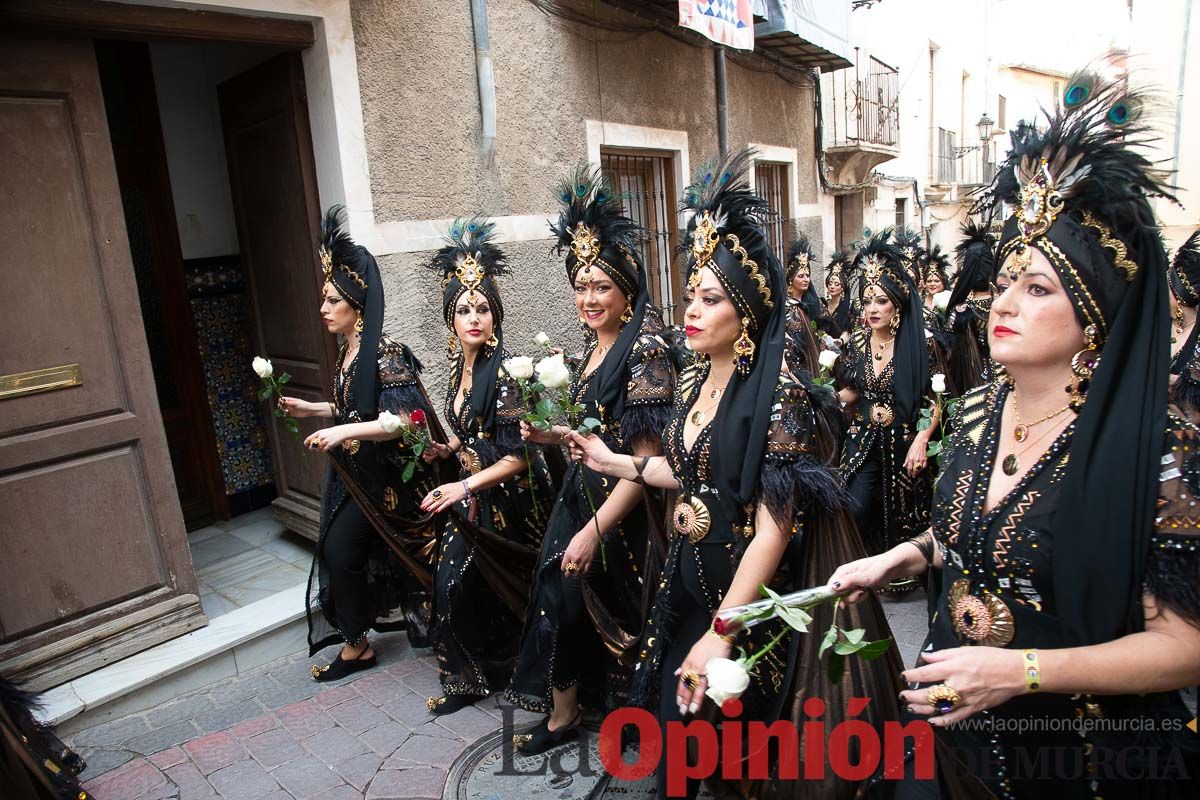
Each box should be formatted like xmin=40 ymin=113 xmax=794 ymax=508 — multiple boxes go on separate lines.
xmin=98 ymin=39 xmax=228 ymax=530
xmin=0 ymin=34 xmax=205 ymax=691
xmin=219 ymin=53 xmax=332 ymax=541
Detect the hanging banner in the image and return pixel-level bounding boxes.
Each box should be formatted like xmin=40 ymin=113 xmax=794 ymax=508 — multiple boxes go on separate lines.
xmin=679 ymin=0 xmax=755 ymax=51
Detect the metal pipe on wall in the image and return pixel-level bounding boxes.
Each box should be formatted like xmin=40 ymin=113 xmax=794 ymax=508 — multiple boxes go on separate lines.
xmin=470 ymin=0 xmax=497 ymax=165
xmin=715 ymin=47 xmax=729 ymax=155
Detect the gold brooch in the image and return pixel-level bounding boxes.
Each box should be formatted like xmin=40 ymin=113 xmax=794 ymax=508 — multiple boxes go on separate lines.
xmin=426 ymin=696 xmax=445 ymax=711
xmin=673 ymin=496 xmax=712 ymax=543
xmin=948 ymin=578 xmax=1015 ymax=646
xmin=342 ymin=439 xmax=360 ymax=455
xmin=310 ymin=664 xmax=328 ymax=679
xmin=458 ymin=446 xmax=482 ymax=475
xmin=513 ymin=733 xmax=533 ymax=747
xmin=691 ymin=211 xmax=721 ymax=265
xmin=1015 ymin=156 xmax=1066 ymax=242
xmin=862 ymin=254 xmax=886 ymax=284
xmin=869 ymin=404 xmax=895 ymax=427
xmin=455 ymin=252 xmax=487 ymax=295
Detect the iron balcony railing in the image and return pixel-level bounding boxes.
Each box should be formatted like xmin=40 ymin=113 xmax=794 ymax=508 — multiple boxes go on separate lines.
xmin=828 ymin=56 xmax=899 ymax=148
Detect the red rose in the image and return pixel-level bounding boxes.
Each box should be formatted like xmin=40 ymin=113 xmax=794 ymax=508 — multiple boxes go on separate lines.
xmin=712 ymin=617 xmax=727 ymax=635
xmin=410 ymin=409 xmax=426 ymax=426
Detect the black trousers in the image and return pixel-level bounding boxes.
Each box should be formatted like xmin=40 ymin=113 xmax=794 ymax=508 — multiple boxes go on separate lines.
xmin=323 ymin=500 xmax=374 ymax=646
xmin=847 ymin=453 xmax=886 ymax=555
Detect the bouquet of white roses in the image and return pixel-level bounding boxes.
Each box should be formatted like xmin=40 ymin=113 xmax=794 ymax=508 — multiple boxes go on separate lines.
xmin=253 ymin=357 xmax=299 ymax=436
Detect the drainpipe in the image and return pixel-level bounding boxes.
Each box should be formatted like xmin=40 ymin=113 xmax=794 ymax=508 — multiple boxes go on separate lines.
xmin=470 ymin=0 xmax=496 ymax=165
xmin=715 ymin=48 xmax=730 ymax=155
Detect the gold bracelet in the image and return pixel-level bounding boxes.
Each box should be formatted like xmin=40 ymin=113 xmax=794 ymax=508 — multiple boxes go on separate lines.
xmin=1022 ymin=649 xmax=1041 ymax=692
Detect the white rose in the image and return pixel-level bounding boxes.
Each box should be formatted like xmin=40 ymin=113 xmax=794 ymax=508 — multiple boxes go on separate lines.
xmin=931 ymin=373 xmax=947 ymax=394
xmin=933 ymin=290 xmax=953 ymax=312
xmin=252 ymin=357 xmax=273 ymax=379
xmin=504 ymin=356 xmax=535 ymax=381
xmin=535 ymin=354 xmax=571 ymax=389
xmin=704 ymin=657 xmax=751 ymax=706
xmin=377 ymin=410 xmax=403 ymax=433
xmin=534 ymin=332 xmax=551 ymax=347
xmin=818 ymin=350 xmax=839 ymax=370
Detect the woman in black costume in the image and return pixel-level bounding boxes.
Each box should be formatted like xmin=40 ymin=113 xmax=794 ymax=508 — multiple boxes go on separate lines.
xmin=571 ymin=151 xmax=901 ymax=799
xmin=280 ymin=206 xmax=448 ymax=681
xmin=829 ymin=66 xmax=1200 ymax=799
xmin=505 ymin=167 xmax=676 ymax=753
xmin=837 ymin=233 xmax=939 ymax=570
xmin=943 ymin=219 xmax=997 ymax=396
xmin=418 ymin=218 xmax=553 ymax=714
xmin=822 ymin=251 xmax=853 ymax=339
xmin=784 ymin=235 xmax=823 ymax=374
xmin=1167 ymin=230 xmax=1200 ymax=423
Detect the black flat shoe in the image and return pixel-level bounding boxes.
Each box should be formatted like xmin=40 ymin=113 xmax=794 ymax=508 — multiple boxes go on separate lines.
xmin=425 ymin=694 xmax=479 ymax=715
xmin=512 ymin=711 xmax=582 ymax=755
xmin=310 ymin=651 xmax=377 ymax=682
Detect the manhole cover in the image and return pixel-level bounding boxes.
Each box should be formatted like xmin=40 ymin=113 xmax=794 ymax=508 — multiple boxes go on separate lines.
xmin=444 ymin=723 xmax=712 ymax=800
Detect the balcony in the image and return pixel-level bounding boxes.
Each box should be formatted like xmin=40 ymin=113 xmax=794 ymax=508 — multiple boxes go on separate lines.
xmin=928 ymin=129 xmax=996 ymax=201
xmin=824 ymin=56 xmax=900 ymax=186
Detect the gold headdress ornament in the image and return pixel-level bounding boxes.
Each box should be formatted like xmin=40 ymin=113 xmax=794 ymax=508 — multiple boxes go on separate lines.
xmin=791 ymin=251 xmax=810 ymax=273
xmin=569 ymin=222 xmax=602 ymax=283
xmin=319 ymin=244 xmax=367 ymax=290
xmin=454 ymin=251 xmax=487 ymax=301
xmin=687 ymin=211 xmax=773 ymax=311
xmin=861 ymin=254 xmax=886 ymax=285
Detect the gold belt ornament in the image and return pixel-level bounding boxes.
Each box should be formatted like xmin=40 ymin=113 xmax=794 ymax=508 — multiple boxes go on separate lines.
xmin=869 ymin=403 xmax=895 ymax=426
xmin=458 ymin=446 xmax=482 ymax=475
xmin=673 ymin=496 xmax=712 ymax=543
xmin=948 ymin=578 xmax=1015 ymax=646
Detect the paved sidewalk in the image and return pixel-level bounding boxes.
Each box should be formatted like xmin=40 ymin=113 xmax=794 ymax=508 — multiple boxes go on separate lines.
xmin=73 ymin=591 xmax=929 ymax=800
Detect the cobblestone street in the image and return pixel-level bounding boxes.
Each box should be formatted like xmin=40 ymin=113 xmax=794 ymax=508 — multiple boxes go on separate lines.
xmin=74 ymin=591 xmax=929 ymax=800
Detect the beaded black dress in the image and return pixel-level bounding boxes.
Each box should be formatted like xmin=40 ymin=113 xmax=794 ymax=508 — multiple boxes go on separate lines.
xmin=913 ymin=381 xmax=1200 ymax=799
xmin=505 ymin=325 xmax=676 ymax=713
xmin=634 ymin=364 xmax=903 ymax=799
xmin=432 ymin=355 xmax=554 ymax=699
xmin=306 ymin=337 xmax=447 ymax=655
xmin=1168 ymin=324 xmax=1200 ymax=425
xmin=839 ymin=328 xmax=940 ymax=557
xmin=784 ymin=297 xmax=821 ymax=376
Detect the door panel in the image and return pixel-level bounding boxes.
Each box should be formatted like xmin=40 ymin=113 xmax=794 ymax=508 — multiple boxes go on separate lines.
xmin=0 ymin=34 xmax=205 ymax=690
xmin=219 ymin=52 xmax=333 ymax=539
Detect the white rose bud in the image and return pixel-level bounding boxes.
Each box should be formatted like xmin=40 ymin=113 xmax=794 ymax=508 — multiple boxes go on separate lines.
xmin=704 ymin=657 xmax=751 ymax=706
xmin=535 ymin=354 xmax=571 ymax=389
xmin=933 ymin=290 xmax=952 ymax=313
xmin=252 ymin=356 xmax=273 ymax=379
xmin=377 ymin=410 xmax=403 ymax=433
xmin=504 ymin=356 xmax=535 ymax=381
xmin=818 ymin=350 xmax=839 ymax=370
xmin=534 ymin=332 xmax=551 ymax=347
xmin=931 ymin=373 xmax=947 ymax=394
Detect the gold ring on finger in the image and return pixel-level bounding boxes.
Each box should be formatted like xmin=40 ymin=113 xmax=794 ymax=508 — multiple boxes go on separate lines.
xmin=563 ymin=562 xmax=579 ymax=575
xmin=681 ymin=670 xmax=703 ymax=691
xmin=926 ymin=684 xmax=962 ymax=714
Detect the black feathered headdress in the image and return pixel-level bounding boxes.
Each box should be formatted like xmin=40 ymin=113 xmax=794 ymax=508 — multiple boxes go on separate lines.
xmin=429 ymin=216 xmax=509 ymax=433
xmin=319 ymin=205 xmax=385 ymax=418
xmin=922 ymin=244 xmax=951 ymax=287
xmin=1168 ymin=229 xmax=1200 ymax=308
xmin=549 ymin=164 xmax=650 ymax=425
xmin=892 ymin=226 xmax=925 ymax=280
xmin=680 ymin=149 xmax=786 ymax=511
xmin=948 ymin=218 xmax=996 ymax=310
xmin=974 ymin=56 xmax=1175 ymax=648
xmin=786 ymin=235 xmax=815 ymax=284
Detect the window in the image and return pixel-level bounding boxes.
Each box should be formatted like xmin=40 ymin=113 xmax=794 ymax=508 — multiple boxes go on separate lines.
xmin=997 ymin=94 xmax=1007 ymax=131
xmin=936 ymin=128 xmax=957 ymax=184
xmin=600 ymin=149 xmax=682 ymax=323
xmin=754 ymin=161 xmax=790 ymax=265
xmin=895 ymin=198 xmax=907 ymax=231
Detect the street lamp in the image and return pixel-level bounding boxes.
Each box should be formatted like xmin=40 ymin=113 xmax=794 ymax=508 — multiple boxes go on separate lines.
xmin=976 ymin=112 xmax=994 ymax=143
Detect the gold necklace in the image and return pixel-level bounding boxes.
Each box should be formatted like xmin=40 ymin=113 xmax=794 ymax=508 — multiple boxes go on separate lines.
xmin=1010 ymin=391 xmax=1072 ymax=443
xmin=689 ymin=382 xmax=728 ymax=427
xmin=873 ymin=336 xmax=895 ymax=361
xmin=1000 ymin=414 xmax=1070 ymax=477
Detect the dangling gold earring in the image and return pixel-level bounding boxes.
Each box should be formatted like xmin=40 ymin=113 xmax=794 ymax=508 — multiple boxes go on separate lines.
xmin=447 ymin=331 xmax=459 ymax=361
xmin=1067 ymin=325 xmax=1099 ymax=412
xmin=888 ymin=311 xmax=900 ymax=336
xmin=620 ymin=304 xmax=633 ymax=324
xmin=355 ymin=313 xmax=364 ymax=335
xmin=486 ymin=332 xmax=499 ymax=349
xmin=1172 ymin=304 xmax=1186 ymax=344
xmin=732 ymin=317 xmax=755 ymax=377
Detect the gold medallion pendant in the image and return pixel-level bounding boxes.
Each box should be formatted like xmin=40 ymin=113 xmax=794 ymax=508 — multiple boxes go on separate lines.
xmin=672 ymin=496 xmax=712 ymax=544
xmin=1001 ymin=454 xmax=1020 ymax=476
xmin=869 ymin=404 xmax=895 ymax=426
xmin=690 ymin=409 xmax=707 ymax=427
xmin=1013 ymin=424 xmax=1029 ymax=443
xmin=948 ymin=578 xmax=1015 ymax=646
